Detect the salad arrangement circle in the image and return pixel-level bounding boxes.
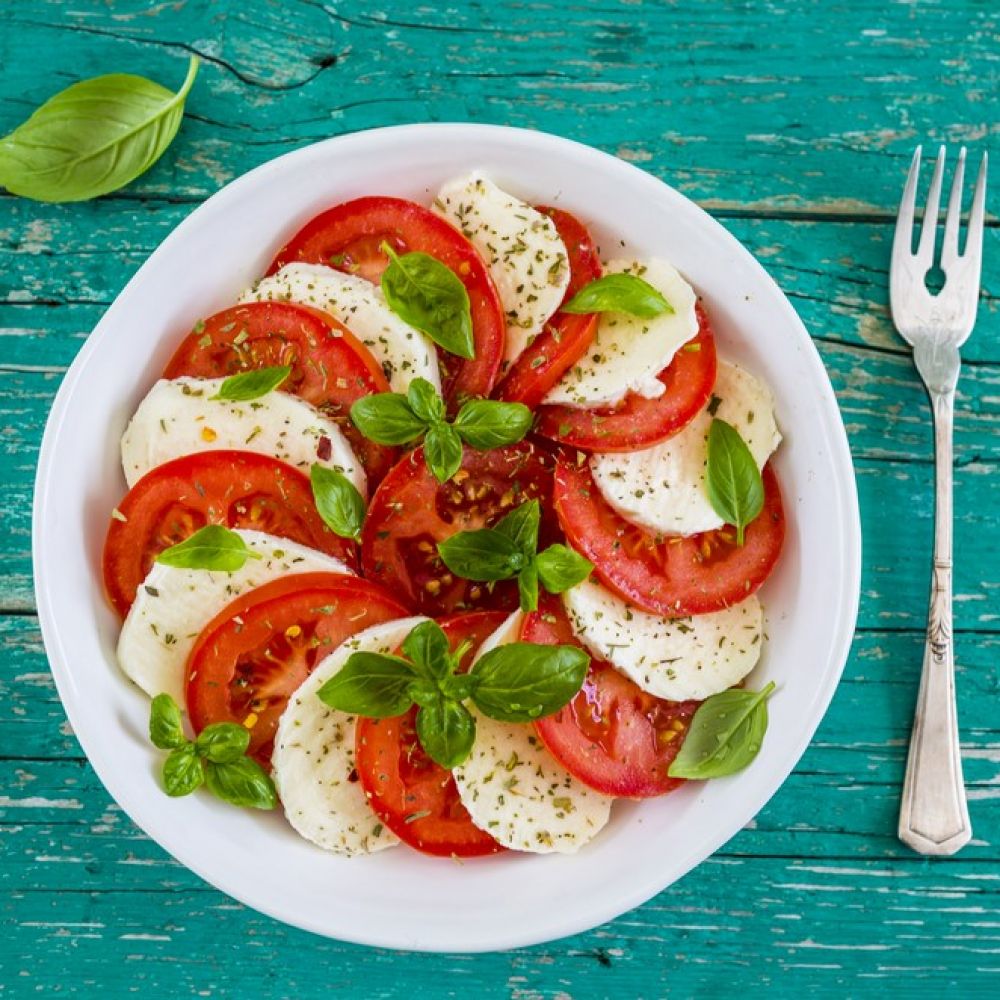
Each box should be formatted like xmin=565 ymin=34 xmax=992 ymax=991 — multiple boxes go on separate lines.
xmin=105 ymin=171 xmax=786 ymax=858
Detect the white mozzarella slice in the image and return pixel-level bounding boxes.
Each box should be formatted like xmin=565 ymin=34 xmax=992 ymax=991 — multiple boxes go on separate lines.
xmin=240 ymin=263 xmax=440 ymax=394
xmin=117 ymin=531 xmax=352 ymax=704
xmin=543 ymin=258 xmax=699 ymax=408
xmin=452 ymin=611 xmax=613 ymax=854
xmin=272 ymin=616 xmax=427 ymax=856
xmin=591 ymin=360 xmax=781 ymax=535
xmin=120 ymin=375 xmax=364 ymax=493
xmin=432 ymin=172 xmax=569 ymax=368
xmin=562 ymin=578 xmax=763 ymax=701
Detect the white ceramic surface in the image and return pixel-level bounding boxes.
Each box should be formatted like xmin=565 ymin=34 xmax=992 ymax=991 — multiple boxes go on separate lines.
xmin=33 ymin=124 xmax=861 ymax=953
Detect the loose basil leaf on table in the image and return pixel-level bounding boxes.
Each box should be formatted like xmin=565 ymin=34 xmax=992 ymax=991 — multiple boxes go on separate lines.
xmin=211 ymin=364 xmax=291 ymax=402
xmin=380 ymin=243 xmax=475 ymax=359
xmin=0 ymin=56 xmax=200 ymax=203
xmin=310 ymin=464 xmax=365 ymax=540
xmin=668 ymin=682 xmax=776 ymax=780
xmin=561 ymin=272 xmax=673 ymax=318
xmin=705 ymin=417 xmax=765 ymax=545
xmin=155 ymin=524 xmax=262 ymax=572
xmin=204 ymin=757 xmax=278 ymax=810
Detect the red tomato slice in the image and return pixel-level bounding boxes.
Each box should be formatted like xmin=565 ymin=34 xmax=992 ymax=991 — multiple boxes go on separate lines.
xmin=524 ymin=597 xmax=700 ymax=797
xmin=552 ymin=456 xmax=785 ymax=616
xmin=534 ymin=304 xmax=718 ymax=452
xmin=186 ymin=572 xmax=409 ymax=765
xmin=492 ymin=206 xmax=602 ymax=408
xmin=102 ymin=451 xmax=356 ymax=618
xmin=361 ymin=441 xmax=558 ymax=616
xmin=267 ymin=196 xmax=505 ymax=408
xmin=163 ymin=301 xmax=397 ymax=484
xmin=355 ymin=610 xmax=507 ymax=858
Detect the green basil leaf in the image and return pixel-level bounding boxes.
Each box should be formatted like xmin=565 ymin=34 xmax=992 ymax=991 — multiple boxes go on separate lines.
xmin=310 ymin=464 xmax=365 ymax=540
xmin=350 ymin=393 xmax=427 ymax=445
xmin=381 ymin=245 xmax=474 ymax=359
xmin=440 ymin=672 xmax=476 ymax=703
xmin=204 ymin=758 xmax=277 ymax=810
xmin=194 ymin=722 xmax=250 ymax=764
xmin=437 ymin=528 xmax=523 ymax=582
xmin=415 ymin=697 xmax=476 ymax=769
xmin=155 ymin=524 xmax=262 ymax=572
xmin=211 ymin=364 xmax=291 ymax=402
xmin=453 ymin=399 xmax=533 ymax=450
xmin=517 ymin=562 xmax=540 ymax=613
xmin=471 ymin=643 xmax=589 ymax=722
xmin=668 ymin=682 xmax=776 ymax=780
xmin=162 ymin=745 xmax=204 ymax=797
xmin=149 ymin=693 xmax=186 ymax=750
xmin=407 ymin=679 xmax=441 ymax=708
xmin=423 ymin=423 xmax=464 ymax=484
xmin=406 ymin=377 xmax=445 ymax=423
xmin=706 ymin=418 xmax=765 ymax=546
xmin=561 ymin=272 xmax=673 ymax=318
xmin=535 ymin=544 xmax=594 ymax=594
xmin=402 ymin=619 xmax=451 ymax=679
xmin=494 ymin=499 xmax=540 ymax=556
xmin=317 ymin=652 xmax=417 ymax=717
xmin=0 ymin=56 xmax=199 ymax=203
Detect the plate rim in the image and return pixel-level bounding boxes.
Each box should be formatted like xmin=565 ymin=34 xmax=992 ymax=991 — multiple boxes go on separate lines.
xmin=32 ymin=121 xmax=862 ymax=953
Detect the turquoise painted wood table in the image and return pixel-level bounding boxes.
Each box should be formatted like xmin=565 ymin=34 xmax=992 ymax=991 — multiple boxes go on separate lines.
xmin=1 ymin=1 xmax=997 ymax=994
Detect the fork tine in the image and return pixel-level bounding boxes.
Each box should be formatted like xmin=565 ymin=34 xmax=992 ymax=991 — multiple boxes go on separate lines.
xmin=915 ymin=145 xmax=946 ymax=264
xmin=940 ymin=147 xmax=967 ymax=270
xmin=964 ymin=151 xmax=989 ymax=265
xmin=892 ymin=146 xmax=922 ymax=267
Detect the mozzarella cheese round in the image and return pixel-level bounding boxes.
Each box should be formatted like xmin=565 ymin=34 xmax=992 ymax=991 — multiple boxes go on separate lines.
xmin=433 ymin=172 xmax=569 ymax=368
xmin=120 ymin=375 xmax=365 ymax=493
xmin=118 ymin=531 xmax=352 ymax=704
xmin=544 ymin=258 xmax=699 ymax=408
xmin=452 ymin=611 xmax=614 ymax=854
xmin=562 ymin=578 xmax=764 ymax=701
xmin=591 ymin=360 xmax=781 ymax=535
xmin=272 ymin=617 xmax=427 ymax=856
xmin=241 ymin=263 xmax=441 ymax=394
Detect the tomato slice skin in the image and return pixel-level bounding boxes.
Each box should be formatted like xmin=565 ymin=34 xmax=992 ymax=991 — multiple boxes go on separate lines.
xmin=163 ymin=300 xmax=397 ymax=484
xmin=102 ymin=450 xmax=357 ymax=618
xmin=361 ymin=441 xmax=559 ymax=616
xmin=524 ymin=597 xmax=699 ymax=797
xmin=355 ymin=610 xmax=507 ymax=858
xmin=534 ymin=304 xmax=718 ymax=452
xmin=267 ymin=196 xmax=505 ymax=408
xmin=552 ymin=457 xmax=785 ymax=617
xmin=492 ymin=206 xmax=602 ymax=409
xmin=186 ymin=572 xmax=409 ymax=765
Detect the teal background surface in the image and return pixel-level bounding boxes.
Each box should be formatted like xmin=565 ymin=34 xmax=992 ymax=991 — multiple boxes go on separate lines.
xmin=0 ymin=1 xmax=997 ymax=995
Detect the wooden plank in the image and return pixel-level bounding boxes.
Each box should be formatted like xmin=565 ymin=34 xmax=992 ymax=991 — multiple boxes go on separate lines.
xmin=0 ymin=1 xmax=995 ymax=213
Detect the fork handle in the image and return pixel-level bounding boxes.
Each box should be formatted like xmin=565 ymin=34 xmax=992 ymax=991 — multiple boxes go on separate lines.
xmin=898 ymin=389 xmax=972 ymax=855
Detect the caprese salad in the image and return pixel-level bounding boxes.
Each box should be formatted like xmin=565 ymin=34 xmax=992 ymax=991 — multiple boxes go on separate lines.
xmin=103 ymin=170 xmax=786 ymax=859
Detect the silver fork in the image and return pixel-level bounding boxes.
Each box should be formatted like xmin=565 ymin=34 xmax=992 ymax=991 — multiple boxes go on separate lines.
xmin=890 ymin=145 xmax=987 ymax=856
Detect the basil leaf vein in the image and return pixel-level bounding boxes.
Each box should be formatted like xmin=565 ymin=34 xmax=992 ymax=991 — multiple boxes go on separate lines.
xmin=0 ymin=56 xmax=199 ymax=203
xmin=705 ymin=418 xmax=765 ymax=545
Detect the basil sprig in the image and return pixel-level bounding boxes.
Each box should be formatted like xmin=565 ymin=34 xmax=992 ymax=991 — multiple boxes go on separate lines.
xmin=380 ymin=243 xmax=474 ymax=359
xmin=148 ymin=694 xmax=277 ymax=809
xmin=317 ymin=619 xmax=588 ymax=769
xmin=212 ymin=364 xmax=291 ymax=402
xmin=436 ymin=500 xmax=593 ymax=612
xmin=0 ymin=56 xmax=199 ymax=203
xmin=705 ymin=418 xmax=764 ymax=545
xmin=668 ymin=682 xmax=775 ymax=779
xmin=155 ymin=525 xmax=262 ymax=572
xmin=310 ymin=463 xmax=365 ymax=539
xmin=350 ymin=377 xmax=531 ymax=483
xmin=561 ymin=272 xmax=673 ymax=318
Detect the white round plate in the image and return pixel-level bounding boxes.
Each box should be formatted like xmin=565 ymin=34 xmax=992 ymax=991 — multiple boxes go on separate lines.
xmin=33 ymin=124 xmax=861 ymax=952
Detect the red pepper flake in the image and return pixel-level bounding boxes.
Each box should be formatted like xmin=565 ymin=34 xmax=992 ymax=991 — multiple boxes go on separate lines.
xmin=316 ymin=435 xmax=332 ymax=461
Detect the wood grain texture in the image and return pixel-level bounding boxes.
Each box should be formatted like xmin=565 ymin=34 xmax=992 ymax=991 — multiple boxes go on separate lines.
xmin=0 ymin=0 xmax=997 ymax=994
